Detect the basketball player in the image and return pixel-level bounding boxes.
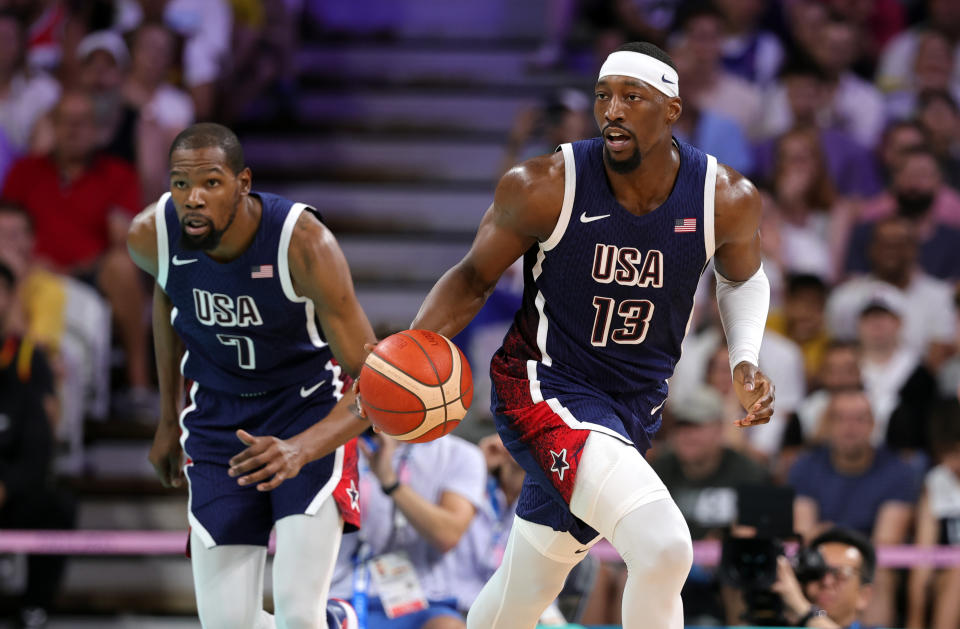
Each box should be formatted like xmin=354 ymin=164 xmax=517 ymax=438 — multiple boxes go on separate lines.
xmin=126 ymin=123 xmax=373 ymax=629
xmin=228 ymin=42 xmax=775 ymax=628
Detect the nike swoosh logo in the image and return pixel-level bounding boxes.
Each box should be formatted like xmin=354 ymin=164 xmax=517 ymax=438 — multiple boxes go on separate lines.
xmin=300 ymin=380 xmax=326 ymax=398
xmin=575 ymin=548 xmax=589 ymax=554
xmin=579 ymin=212 xmax=610 ymax=223
xmin=650 ymin=400 xmax=666 ymax=415
xmin=661 ymin=74 xmax=675 ymax=84
xmin=172 ymin=255 xmax=198 ymax=266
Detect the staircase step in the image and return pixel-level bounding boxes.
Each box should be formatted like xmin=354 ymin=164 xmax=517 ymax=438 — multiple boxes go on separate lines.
xmin=340 ymin=236 xmax=467 ymax=284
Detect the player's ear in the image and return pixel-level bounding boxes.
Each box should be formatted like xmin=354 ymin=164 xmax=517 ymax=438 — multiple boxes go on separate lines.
xmin=666 ymin=97 xmax=682 ymax=125
xmin=237 ymin=167 xmax=253 ymax=195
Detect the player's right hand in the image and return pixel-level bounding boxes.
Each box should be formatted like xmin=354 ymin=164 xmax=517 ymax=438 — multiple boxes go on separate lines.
xmin=149 ymin=421 xmax=185 ymax=488
xmin=229 ymin=429 xmax=306 ymax=491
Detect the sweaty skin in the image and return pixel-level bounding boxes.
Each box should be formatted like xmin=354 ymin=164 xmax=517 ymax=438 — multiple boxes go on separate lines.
xmin=127 ymin=146 xmax=375 ymax=491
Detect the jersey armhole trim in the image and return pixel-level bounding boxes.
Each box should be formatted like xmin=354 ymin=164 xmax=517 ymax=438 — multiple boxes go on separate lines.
xmin=155 ymin=192 xmax=172 ymax=290
xmin=703 ymin=155 xmax=718 ymax=261
xmin=541 ymin=143 xmax=576 ymax=252
xmin=278 ymin=202 xmax=307 ymax=302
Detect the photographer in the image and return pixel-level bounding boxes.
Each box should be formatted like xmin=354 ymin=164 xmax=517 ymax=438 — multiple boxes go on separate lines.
xmin=772 ymin=527 xmax=876 ymax=629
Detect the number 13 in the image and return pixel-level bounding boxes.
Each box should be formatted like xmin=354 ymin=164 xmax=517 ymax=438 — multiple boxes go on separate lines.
xmin=591 ymin=297 xmax=654 ymax=346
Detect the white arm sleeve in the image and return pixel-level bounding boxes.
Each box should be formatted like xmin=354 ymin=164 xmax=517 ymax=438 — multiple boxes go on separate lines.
xmin=715 ymin=264 xmax=770 ymax=373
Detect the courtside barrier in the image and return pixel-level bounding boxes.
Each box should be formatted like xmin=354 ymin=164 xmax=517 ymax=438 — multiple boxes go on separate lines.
xmin=2 ymin=532 xmax=959 ymax=567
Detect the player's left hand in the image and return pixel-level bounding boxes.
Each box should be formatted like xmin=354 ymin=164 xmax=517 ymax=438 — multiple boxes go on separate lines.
xmin=228 ymin=429 xmax=305 ymax=491
xmin=732 ymin=361 xmax=775 ymax=427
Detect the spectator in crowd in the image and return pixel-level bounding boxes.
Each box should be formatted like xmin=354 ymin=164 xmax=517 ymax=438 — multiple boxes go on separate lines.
xmin=908 ymin=400 xmax=960 ymax=629
xmin=0 ymin=260 xmax=75 ymax=629
xmin=1 ymin=90 xmax=150 ymax=411
xmin=499 ymin=88 xmax=593 ymax=177
xmin=122 ymin=22 xmax=194 ymax=204
xmin=713 ymin=0 xmax=784 ymax=85
xmin=756 ymin=59 xmax=882 ymax=198
xmin=805 ymin=12 xmax=886 ymax=149
xmin=117 ymin=0 xmax=232 ymax=120
xmin=875 ymin=120 xmax=927 ymax=186
xmin=855 ymin=294 xmax=938 ymax=453
xmin=877 ymin=0 xmax=960 ymax=100
xmin=669 ymin=36 xmax=754 ymax=175
xmin=759 ymin=127 xmax=857 ymax=283
xmin=916 ymin=89 xmax=960 ymax=191
xmin=885 ymin=29 xmax=960 ymax=122
xmin=793 ymin=341 xmax=863 ymax=444
xmin=830 ymin=216 xmax=957 ymax=368
xmin=767 ymin=274 xmax=831 ymax=386
xmin=0 ymin=10 xmax=59 ymax=158
xmin=847 ymin=148 xmax=960 ymax=281
xmin=72 ymin=30 xmax=133 ymax=163
xmin=825 ymin=0 xmax=904 ymax=73
xmin=653 ymin=387 xmax=771 ymax=624
xmin=790 ymin=387 xmax=918 ymax=627
xmin=330 ymin=432 xmax=486 ymax=628
xmin=772 ymin=527 xmax=877 ymax=629
xmin=673 ymin=3 xmax=762 ymax=140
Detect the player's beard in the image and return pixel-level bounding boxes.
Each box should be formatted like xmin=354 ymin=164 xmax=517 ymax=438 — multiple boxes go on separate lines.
xmin=603 ymin=145 xmax=643 ymax=174
xmin=180 ymin=202 xmax=239 ymax=251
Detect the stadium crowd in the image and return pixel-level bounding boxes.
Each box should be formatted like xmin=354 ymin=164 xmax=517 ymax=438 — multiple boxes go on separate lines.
xmin=0 ymin=0 xmax=959 ymax=627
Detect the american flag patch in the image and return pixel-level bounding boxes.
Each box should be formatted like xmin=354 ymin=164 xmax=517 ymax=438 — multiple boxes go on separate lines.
xmin=251 ymin=264 xmax=274 ymax=279
xmin=674 ymin=218 xmax=696 ymax=233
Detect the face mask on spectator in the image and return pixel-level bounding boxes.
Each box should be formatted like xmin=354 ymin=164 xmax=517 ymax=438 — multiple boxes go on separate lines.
xmin=895 ymin=191 xmax=935 ymax=218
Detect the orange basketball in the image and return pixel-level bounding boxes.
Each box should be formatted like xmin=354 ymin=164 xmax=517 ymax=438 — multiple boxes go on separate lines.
xmin=357 ymin=329 xmax=473 ymax=442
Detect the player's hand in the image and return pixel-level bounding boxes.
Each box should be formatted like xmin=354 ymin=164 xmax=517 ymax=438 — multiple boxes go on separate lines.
xmin=732 ymin=362 xmax=775 ymax=427
xmin=228 ymin=429 xmax=306 ymax=491
xmin=148 ymin=421 xmax=185 ymax=488
xmin=352 ymin=342 xmax=379 ymax=429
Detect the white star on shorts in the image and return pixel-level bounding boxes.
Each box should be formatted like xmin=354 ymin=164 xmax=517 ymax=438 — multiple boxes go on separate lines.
xmin=346 ymin=480 xmax=360 ymax=511
xmin=549 ymin=449 xmax=570 ymax=481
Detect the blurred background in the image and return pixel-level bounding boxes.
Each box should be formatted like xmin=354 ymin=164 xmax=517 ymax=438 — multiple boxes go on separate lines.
xmin=0 ymin=0 xmax=959 ymax=627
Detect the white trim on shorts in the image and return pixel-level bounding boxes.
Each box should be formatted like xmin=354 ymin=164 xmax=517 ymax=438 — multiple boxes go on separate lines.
xmin=179 ymin=382 xmax=217 ymax=548
xmin=305 ymin=444 xmax=345 ymax=515
xmin=154 ymin=192 xmax=172 ymax=290
xmin=278 ymin=202 xmax=326 ymax=349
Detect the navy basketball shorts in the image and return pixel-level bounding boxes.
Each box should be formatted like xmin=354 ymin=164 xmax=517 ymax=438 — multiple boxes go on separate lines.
xmin=180 ymin=381 xmax=361 ymax=547
xmin=492 ymin=382 xmax=656 ymax=545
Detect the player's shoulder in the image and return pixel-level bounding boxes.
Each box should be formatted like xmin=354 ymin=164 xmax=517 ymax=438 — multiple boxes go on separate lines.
xmin=495 ymin=151 xmax=565 ymax=209
xmin=713 ymin=162 xmax=762 ymax=238
xmin=127 ymin=201 xmax=161 ymax=276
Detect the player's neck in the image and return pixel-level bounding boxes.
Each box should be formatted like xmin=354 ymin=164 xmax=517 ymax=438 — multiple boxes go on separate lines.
xmin=605 ymin=138 xmax=680 ymax=216
xmin=205 ymin=195 xmax=262 ymax=263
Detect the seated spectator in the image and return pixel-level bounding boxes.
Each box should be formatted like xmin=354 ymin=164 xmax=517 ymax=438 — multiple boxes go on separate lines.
xmin=0 ymin=260 xmax=75 ymax=628
xmin=330 ymin=432 xmax=486 ymax=629
xmin=1 ymin=90 xmax=151 ymax=411
xmin=669 ymin=37 xmax=754 ymax=175
xmin=916 ymin=89 xmax=960 ymax=191
xmin=876 ymin=0 xmax=960 ymax=101
xmin=673 ymin=3 xmax=763 ymax=140
xmin=767 ymin=274 xmax=831 ymax=386
xmin=122 ymin=22 xmax=195 ymax=204
xmin=908 ymin=400 xmax=960 ymax=629
xmin=772 ymin=527 xmax=877 ymax=629
xmin=499 ymin=89 xmax=593 ymax=177
xmin=856 ymin=293 xmax=938 ymax=452
xmin=759 ymin=127 xmax=856 ymax=282
xmin=830 ymin=215 xmax=957 ymax=367
xmin=874 ymin=119 xmax=927 ymax=187
xmin=885 ymin=29 xmax=960 ymax=122
xmin=713 ymin=0 xmax=784 ymax=85
xmin=790 ymin=387 xmax=919 ymax=627
xmin=117 ymin=0 xmax=233 ymax=120
xmin=74 ymin=30 xmax=134 ymax=163
xmin=825 ymin=0 xmax=904 ymax=74
xmin=755 ymin=59 xmax=882 ymax=198
xmin=794 ymin=341 xmax=863 ymax=444
xmin=0 ymin=10 xmax=59 ymax=154
xmin=653 ymin=387 xmax=771 ymax=624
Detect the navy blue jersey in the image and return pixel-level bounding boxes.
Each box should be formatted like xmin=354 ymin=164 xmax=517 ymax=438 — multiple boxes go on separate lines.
xmin=491 ymin=137 xmax=718 ymax=445
xmin=155 ymin=191 xmax=342 ymax=398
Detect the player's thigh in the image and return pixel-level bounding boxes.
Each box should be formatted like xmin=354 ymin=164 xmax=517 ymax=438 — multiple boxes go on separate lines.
xmin=569 ymin=431 xmax=670 ymax=540
xmin=273 ymin=496 xmax=343 ymax=580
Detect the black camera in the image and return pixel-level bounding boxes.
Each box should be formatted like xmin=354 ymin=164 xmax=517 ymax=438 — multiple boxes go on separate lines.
xmin=718 ymin=486 xmax=798 ymax=626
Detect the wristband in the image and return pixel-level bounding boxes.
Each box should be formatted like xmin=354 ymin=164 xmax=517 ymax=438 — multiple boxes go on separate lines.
xmin=381 ymin=480 xmax=401 ymax=496
xmin=798 ymin=606 xmax=827 ymax=626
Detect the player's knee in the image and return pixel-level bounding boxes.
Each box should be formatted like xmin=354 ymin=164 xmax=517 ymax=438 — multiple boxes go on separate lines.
xmin=197 ymin=601 xmax=259 ymax=629
xmin=617 ymin=501 xmax=692 ymax=581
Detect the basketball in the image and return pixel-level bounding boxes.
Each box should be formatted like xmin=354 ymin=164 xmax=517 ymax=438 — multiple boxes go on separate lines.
xmin=357 ymin=329 xmax=473 ymax=442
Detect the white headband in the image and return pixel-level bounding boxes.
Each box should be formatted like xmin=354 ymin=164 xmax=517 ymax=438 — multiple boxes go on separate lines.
xmin=598 ymin=51 xmax=679 ymax=98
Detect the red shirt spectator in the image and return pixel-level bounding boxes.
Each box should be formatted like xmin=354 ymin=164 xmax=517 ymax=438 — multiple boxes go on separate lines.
xmin=3 ymin=154 xmax=139 ymax=269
